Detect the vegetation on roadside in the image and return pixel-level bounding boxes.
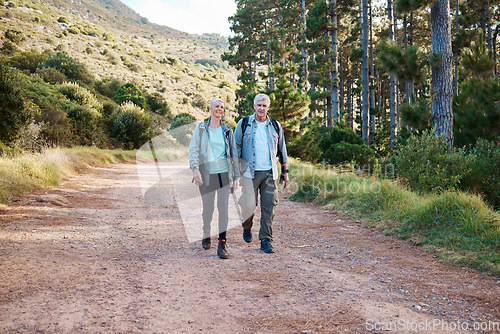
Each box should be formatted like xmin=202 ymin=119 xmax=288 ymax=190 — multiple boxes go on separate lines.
xmin=288 ymin=159 xmax=500 ymax=275
xmin=0 ymin=147 xmax=135 ymax=203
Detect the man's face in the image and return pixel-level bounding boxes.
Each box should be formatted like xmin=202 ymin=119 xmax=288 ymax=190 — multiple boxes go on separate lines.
xmin=254 ymin=99 xmax=270 ymax=120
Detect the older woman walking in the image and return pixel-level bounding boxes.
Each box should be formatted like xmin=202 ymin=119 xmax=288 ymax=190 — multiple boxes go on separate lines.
xmin=189 ymin=98 xmax=240 ymax=259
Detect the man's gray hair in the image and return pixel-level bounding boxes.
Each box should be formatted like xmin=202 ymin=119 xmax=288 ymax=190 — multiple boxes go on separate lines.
xmin=254 ymin=93 xmax=271 ymax=105
xmin=209 ymin=97 xmax=224 ymax=108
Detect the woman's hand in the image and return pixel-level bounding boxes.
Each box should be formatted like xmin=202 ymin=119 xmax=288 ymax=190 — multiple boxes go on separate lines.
xmin=192 ymin=168 xmax=203 ymax=185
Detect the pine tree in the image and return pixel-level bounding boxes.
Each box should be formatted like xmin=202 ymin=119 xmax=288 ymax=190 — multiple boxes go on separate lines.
xmin=453 ymin=36 xmax=500 ymax=146
xmin=396 ymin=0 xmax=454 ymax=147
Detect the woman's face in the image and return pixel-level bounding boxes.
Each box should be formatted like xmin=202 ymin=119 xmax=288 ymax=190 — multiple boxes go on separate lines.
xmin=210 ymin=101 xmax=224 ymax=119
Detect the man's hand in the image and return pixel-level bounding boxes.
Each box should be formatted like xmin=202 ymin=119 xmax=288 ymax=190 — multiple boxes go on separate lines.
xmin=283 ymin=173 xmax=289 ymax=189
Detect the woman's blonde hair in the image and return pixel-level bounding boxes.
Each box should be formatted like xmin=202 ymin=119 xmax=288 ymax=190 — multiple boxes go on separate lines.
xmin=209 ymin=97 xmax=224 ymax=109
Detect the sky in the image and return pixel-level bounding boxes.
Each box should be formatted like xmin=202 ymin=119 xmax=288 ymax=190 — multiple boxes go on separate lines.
xmin=119 ymin=0 xmax=237 ymax=37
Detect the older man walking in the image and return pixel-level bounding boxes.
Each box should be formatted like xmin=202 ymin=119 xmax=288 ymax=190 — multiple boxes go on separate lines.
xmin=234 ymin=93 xmax=289 ymax=253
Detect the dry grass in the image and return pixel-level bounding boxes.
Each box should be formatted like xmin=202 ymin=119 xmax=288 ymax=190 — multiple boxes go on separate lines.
xmin=0 ymin=147 xmax=135 ymax=204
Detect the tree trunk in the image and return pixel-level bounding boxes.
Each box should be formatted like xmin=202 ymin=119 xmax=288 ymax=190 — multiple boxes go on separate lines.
xmin=361 ymin=0 xmax=370 ymax=144
xmin=266 ymin=40 xmax=275 ymax=90
xmin=430 ymin=0 xmax=454 ymax=147
xmin=388 ymin=0 xmax=397 ymax=149
xmin=347 ymin=78 xmax=353 ymax=129
xmin=300 ymin=0 xmax=308 ymax=88
xmin=404 ymin=14 xmax=410 ymax=104
xmin=369 ymin=0 xmax=376 ymax=143
xmin=454 ymin=0 xmax=459 ymax=96
xmin=487 ymin=5 xmax=492 ymax=50
xmin=339 ymin=56 xmax=344 ymax=113
xmin=330 ymin=0 xmax=339 ymax=127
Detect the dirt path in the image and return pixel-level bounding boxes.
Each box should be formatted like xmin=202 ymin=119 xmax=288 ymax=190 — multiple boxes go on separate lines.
xmin=0 ymin=162 xmax=499 ymax=333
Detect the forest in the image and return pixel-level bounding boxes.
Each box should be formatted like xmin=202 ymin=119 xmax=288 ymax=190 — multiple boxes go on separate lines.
xmin=222 ymin=0 xmax=499 ymax=209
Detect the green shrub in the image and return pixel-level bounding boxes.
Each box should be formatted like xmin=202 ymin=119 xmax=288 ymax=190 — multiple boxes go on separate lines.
xmin=169 ymin=112 xmax=197 ymax=146
xmin=0 ymin=41 xmax=18 ymax=55
xmin=461 ymin=139 xmax=500 ymax=209
xmin=321 ymin=126 xmax=375 ymax=165
xmin=191 ymin=94 xmax=208 ymax=110
xmin=146 ymin=92 xmax=171 ymax=117
xmin=22 ymin=74 xmax=70 ymax=119
xmin=67 ymin=26 xmax=81 ymax=35
xmin=323 ymin=141 xmax=375 ymax=165
xmin=170 ymin=112 xmax=196 ymax=130
xmin=95 ymin=77 xmax=125 ymax=99
xmin=114 ymin=83 xmax=145 ymax=108
xmin=111 ymin=102 xmax=155 ymax=149
xmin=66 ymin=105 xmax=102 ymax=146
xmin=58 ymin=81 xmax=103 ymax=113
xmin=6 ymin=50 xmax=47 ymax=74
xmin=57 ymin=17 xmax=69 ymax=24
xmin=395 ymin=131 xmax=471 ymax=193
xmin=15 ymin=121 xmax=45 ymax=153
xmin=38 ymin=52 xmax=93 ymax=84
xmin=37 ymin=107 xmax=72 ymax=147
xmin=125 ymin=62 xmax=140 ymax=72
xmin=36 ymin=67 xmax=67 ymax=84
xmin=288 ymin=124 xmax=332 ymax=163
xmin=4 ymin=28 xmax=25 ymax=44
xmin=0 ymin=64 xmax=33 ymax=143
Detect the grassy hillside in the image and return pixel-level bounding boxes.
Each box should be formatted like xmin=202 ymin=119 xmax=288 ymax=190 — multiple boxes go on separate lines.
xmin=0 ymin=0 xmax=238 ymax=121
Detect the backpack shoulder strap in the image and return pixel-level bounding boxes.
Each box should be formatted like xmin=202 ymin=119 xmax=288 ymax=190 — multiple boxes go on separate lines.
xmin=268 ymin=117 xmax=280 ymax=137
xmin=268 ymin=116 xmax=284 ymax=163
xmin=241 ymin=116 xmax=250 ymax=137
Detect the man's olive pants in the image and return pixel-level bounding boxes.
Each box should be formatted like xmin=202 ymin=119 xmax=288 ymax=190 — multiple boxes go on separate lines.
xmin=238 ymin=170 xmax=279 ymax=241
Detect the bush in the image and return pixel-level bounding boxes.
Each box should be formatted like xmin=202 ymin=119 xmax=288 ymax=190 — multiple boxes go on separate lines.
xmin=58 ymin=81 xmax=103 ymax=113
xmin=323 ymin=141 xmax=375 ymax=165
xmin=6 ymin=50 xmax=48 ymax=74
xmin=0 ymin=41 xmax=18 ymax=55
xmin=0 ymin=64 xmax=33 ymax=143
xmin=15 ymin=121 xmax=45 ymax=152
xmin=170 ymin=112 xmax=196 ymax=130
xmin=169 ymin=112 xmax=197 ymax=146
xmin=36 ymin=107 xmax=72 ymax=147
xmin=191 ymin=94 xmax=209 ymax=110
xmin=4 ymin=28 xmax=26 ymax=44
xmin=288 ymin=125 xmax=332 ymax=163
xmin=395 ymin=130 xmax=471 ymax=193
xmin=461 ymin=139 xmax=500 ymax=209
xmin=146 ymin=92 xmax=171 ymax=117
xmin=111 ymin=102 xmax=155 ymax=149
xmin=38 ymin=52 xmax=93 ymax=84
xmin=321 ymin=126 xmax=375 ymax=165
xmin=95 ymin=77 xmax=125 ymax=99
xmin=114 ymin=83 xmax=146 ymax=108
xmin=36 ymin=67 xmax=67 ymax=84
xmin=67 ymin=105 xmax=102 ymax=146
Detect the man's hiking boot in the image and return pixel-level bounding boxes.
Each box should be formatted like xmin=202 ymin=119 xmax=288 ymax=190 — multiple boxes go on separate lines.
xmin=217 ymin=239 xmax=229 ymax=259
xmin=202 ymin=237 xmax=211 ymax=250
xmin=243 ymin=229 xmax=252 ymax=243
xmin=260 ymin=238 xmax=275 ymax=253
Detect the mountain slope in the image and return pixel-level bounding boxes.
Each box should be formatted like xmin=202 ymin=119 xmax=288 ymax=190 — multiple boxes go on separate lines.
xmin=0 ymin=0 xmax=237 ymax=120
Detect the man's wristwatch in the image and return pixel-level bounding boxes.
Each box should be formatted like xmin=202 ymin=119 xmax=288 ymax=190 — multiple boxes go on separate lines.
xmin=283 ymin=169 xmax=289 ymax=173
